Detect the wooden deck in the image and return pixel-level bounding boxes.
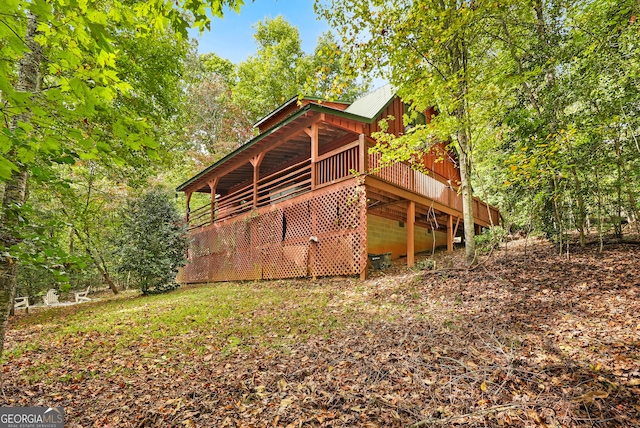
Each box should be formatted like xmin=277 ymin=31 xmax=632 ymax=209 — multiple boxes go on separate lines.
xmin=187 ymin=135 xmax=500 ymax=231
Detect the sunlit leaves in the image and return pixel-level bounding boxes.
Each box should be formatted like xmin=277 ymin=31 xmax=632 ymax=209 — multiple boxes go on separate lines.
xmin=0 ymin=0 xmax=243 ymax=180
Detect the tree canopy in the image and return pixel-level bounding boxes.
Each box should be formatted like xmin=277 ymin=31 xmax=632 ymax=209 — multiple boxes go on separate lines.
xmin=0 ymin=0 xmax=244 ymax=354
xmin=316 ymin=0 xmax=640 ymax=257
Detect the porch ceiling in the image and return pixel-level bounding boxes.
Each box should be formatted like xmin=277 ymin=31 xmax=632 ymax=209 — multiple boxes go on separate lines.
xmin=193 ymin=119 xmax=354 ymax=195
xmin=178 ymin=101 xmax=374 ymax=195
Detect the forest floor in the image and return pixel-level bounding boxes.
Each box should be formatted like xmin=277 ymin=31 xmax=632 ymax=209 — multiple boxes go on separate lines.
xmin=2 ymin=237 xmax=640 ymax=427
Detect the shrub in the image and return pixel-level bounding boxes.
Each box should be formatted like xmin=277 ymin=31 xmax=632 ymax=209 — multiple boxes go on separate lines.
xmin=116 ymin=188 xmax=187 ymax=294
xmin=474 ymin=226 xmax=507 ymax=254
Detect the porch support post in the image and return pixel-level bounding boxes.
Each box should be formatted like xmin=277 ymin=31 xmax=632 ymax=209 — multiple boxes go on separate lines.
xmin=447 ymin=214 xmax=454 ymax=253
xmin=407 ymin=201 xmax=415 ymax=267
xmin=208 ymin=178 xmax=219 ymax=223
xmin=249 ymin=154 xmax=265 ymax=209
xmin=358 ymin=134 xmax=368 ymax=174
xmin=185 ymin=191 xmax=192 ymax=224
xmin=305 ymin=123 xmax=319 ymax=189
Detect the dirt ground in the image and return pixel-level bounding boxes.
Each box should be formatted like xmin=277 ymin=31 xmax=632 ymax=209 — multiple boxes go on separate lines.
xmin=2 ymin=238 xmax=639 ymax=427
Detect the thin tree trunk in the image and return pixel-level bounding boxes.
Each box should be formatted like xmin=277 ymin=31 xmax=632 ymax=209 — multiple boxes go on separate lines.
xmin=72 ymin=229 xmax=119 ymax=294
xmin=570 ymin=167 xmax=586 ymax=247
xmin=596 ymin=167 xmax=604 ymax=252
xmin=627 ymin=188 xmax=640 ymax=233
xmin=0 ymin=13 xmax=41 ymax=355
xmin=614 ymin=135 xmax=623 ymax=239
xmin=458 ymin=138 xmax=477 ymax=265
xmin=551 ymin=176 xmax=563 ymax=254
xmin=450 ymin=27 xmax=477 ymax=266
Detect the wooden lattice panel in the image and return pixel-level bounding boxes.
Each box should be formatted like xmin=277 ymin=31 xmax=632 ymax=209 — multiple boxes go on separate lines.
xmin=283 ymin=202 xmax=312 ymax=242
xmin=313 ymin=234 xmax=362 ymax=277
xmin=180 ymin=179 xmax=367 ymax=283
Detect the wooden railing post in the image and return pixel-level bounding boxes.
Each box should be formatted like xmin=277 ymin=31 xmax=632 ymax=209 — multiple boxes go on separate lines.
xmin=185 ymin=191 xmax=192 ymax=224
xmin=305 ymin=123 xmax=319 ymax=189
xmin=249 ymin=154 xmax=265 ymax=209
xmin=358 ymin=134 xmax=367 ymax=175
xmin=208 ymin=178 xmax=219 ymax=224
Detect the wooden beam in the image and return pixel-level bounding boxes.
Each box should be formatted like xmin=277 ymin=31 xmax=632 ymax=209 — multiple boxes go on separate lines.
xmin=453 ymin=216 xmax=461 ymax=238
xmin=307 ymin=122 xmax=319 ymax=189
xmin=359 ymin=134 xmax=368 ymax=174
xmin=447 ymin=214 xmax=453 ymax=253
xmin=407 ymin=201 xmax=415 ymax=267
xmin=185 ymin=191 xmax=192 ymax=223
xmin=368 ymin=198 xmax=408 ymax=210
xmin=187 ymin=114 xmax=323 ymax=193
xmin=360 ymin=265 xmax=367 ymax=281
xmin=365 ymin=175 xmax=462 ymax=218
xmin=250 ymin=153 xmax=265 ymax=208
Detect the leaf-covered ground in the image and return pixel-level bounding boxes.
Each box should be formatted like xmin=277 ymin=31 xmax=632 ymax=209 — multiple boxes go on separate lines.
xmin=2 ymin=238 xmax=639 ymax=427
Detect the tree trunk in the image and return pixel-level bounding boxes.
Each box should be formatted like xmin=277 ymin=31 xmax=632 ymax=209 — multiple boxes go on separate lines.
xmin=0 ymin=12 xmax=41 ymax=355
xmin=551 ymin=175 xmax=563 ymax=254
xmin=72 ymin=229 xmax=119 ymax=294
xmin=458 ymin=140 xmax=477 ymax=265
xmin=614 ymin=135 xmax=623 ymax=239
xmin=450 ymin=32 xmax=477 ymax=266
xmin=570 ymin=167 xmax=586 ymax=247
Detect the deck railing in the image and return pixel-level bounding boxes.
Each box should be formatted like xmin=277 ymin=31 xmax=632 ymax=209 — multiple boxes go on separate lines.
xmin=188 ymin=159 xmax=312 ymax=229
xmin=188 ymin=137 xmax=500 ymax=229
xmin=315 ymin=140 xmax=360 ymax=187
xmin=367 ymin=147 xmax=500 ymax=225
xmin=256 ymin=159 xmax=312 ymax=207
xmin=187 ymin=201 xmax=212 ymax=230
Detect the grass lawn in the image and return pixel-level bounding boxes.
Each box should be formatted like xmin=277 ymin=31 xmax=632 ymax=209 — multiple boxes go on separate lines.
xmin=2 ymin=239 xmax=640 ymax=427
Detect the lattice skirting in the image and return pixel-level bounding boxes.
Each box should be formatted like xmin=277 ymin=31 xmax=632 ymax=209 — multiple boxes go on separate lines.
xmin=178 ymin=179 xmax=368 ymax=283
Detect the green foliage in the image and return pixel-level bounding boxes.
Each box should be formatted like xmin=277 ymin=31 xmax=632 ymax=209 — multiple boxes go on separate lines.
xmin=233 ymin=16 xmax=368 ymax=123
xmin=201 ymin=53 xmax=237 ymax=85
xmin=472 ymin=0 xmax=640 ymax=244
xmin=12 ymin=205 xmax=85 ymax=298
xmin=413 ymin=259 xmax=435 ymax=271
xmin=0 ymin=0 xmax=235 ymax=305
xmin=233 ymin=16 xmax=311 ymax=122
xmin=474 ymin=227 xmax=507 ymax=255
xmin=305 ymin=31 xmax=370 ymax=102
xmin=116 ymin=188 xmax=187 ymax=295
xmin=317 ymin=0 xmax=640 ymax=247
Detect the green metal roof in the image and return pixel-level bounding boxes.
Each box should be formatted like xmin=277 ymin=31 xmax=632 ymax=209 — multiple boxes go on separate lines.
xmin=344 ymin=84 xmax=396 ymax=119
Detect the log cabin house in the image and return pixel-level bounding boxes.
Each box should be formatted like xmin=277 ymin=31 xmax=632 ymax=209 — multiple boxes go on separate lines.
xmin=176 ymin=85 xmax=500 ymax=283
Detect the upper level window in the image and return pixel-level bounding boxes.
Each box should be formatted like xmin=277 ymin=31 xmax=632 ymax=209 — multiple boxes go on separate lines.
xmin=403 ymin=103 xmax=426 ymax=133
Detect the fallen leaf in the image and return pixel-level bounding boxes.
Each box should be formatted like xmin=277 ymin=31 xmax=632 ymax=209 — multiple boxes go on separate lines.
xmin=575 ymin=390 xmax=609 ymax=403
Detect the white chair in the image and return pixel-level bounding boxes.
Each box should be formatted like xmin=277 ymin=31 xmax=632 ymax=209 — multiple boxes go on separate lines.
xmin=74 ymin=287 xmax=91 ymax=303
xmin=14 ymin=296 xmax=29 ymax=311
xmin=43 ymin=289 xmax=60 ymax=306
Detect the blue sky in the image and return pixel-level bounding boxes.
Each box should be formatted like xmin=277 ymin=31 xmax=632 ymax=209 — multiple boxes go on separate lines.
xmin=194 ymin=0 xmax=330 ymax=63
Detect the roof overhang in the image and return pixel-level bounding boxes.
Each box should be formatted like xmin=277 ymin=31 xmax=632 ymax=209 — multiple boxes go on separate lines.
xmin=177 ymin=104 xmax=375 ymax=194
xmin=252 ymin=95 xmax=350 ymax=129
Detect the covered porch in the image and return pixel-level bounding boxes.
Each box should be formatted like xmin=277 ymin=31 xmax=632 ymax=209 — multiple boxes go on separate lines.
xmin=177 ymin=104 xmax=501 ymax=282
